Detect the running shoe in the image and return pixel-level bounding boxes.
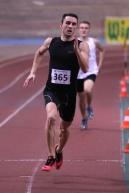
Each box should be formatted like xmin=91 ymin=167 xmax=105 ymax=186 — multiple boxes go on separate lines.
xmin=86 ymin=106 xmax=94 ymax=119
xmin=41 ymin=156 xmax=55 ymax=171
xmin=81 ymin=118 xmax=88 ymax=130
xmin=55 ymin=145 xmax=63 ymax=170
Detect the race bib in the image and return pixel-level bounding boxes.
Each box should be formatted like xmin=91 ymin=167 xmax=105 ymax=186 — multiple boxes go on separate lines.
xmin=51 ymin=69 xmax=71 ymax=85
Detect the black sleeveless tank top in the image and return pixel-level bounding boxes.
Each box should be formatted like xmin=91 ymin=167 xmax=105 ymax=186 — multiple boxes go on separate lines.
xmin=46 ymin=37 xmax=80 ymax=92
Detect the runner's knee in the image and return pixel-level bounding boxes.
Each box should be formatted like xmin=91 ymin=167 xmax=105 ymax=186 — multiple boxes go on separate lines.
xmin=60 ymin=121 xmax=71 ymax=133
xmin=47 ymin=115 xmax=56 ymax=128
xmin=60 ymin=127 xmax=69 ymax=137
xmin=85 ymin=87 xmax=92 ymax=94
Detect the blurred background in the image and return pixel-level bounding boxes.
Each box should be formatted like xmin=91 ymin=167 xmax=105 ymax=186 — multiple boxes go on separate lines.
xmin=0 ymin=0 xmax=129 ymax=39
xmin=0 ymin=0 xmax=129 ymax=62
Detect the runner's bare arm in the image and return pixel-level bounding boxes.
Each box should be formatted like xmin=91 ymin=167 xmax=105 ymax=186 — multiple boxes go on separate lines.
xmin=23 ymin=37 xmax=52 ymax=87
xmin=74 ymin=39 xmax=89 ymax=72
xmin=30 ymin=37 xmax=52 ymax=75
xmin=94 ymin=38 xmax=104 ymax=71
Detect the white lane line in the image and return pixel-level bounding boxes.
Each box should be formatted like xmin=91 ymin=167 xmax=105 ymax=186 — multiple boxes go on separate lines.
xmin=0 ymin=65 xmax=44 ymax=94
xmin=26 ymin=161 xmax=43 ymax=193
xmin=0 ymin=159 xmax=45 ymax=162
xmin=0 ymin=69 xmax=30 ymax=94
xmin=0 ymin=158 xmax=122 ymax=193
xmin=0 ymin=55 xmax=32 ymax=69
xmin=33 ymin=0 xmax=45 ymax=6
xmin=0 ymin=88 xmax=43 ymax=128
xmin=0 ymin=158 xmax=122 ymax=163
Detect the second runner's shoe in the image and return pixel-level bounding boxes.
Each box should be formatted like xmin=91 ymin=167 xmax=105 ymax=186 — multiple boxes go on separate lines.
xmin=81 ymin=118 xmax=88 ymax=130
xmin=55 ymin=145 xmax=63 ymax=169
xmin=86 ymin=106 xmax=94 ymax=119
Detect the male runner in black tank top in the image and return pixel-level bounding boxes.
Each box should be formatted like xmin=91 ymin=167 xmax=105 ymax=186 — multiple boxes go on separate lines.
xmin=24 ymin=13 xmax=89 ymax=171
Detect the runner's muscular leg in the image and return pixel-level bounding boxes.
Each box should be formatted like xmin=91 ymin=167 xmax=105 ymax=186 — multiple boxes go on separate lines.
xmin=78 ymin=92 xmax=86 ymax=119
xmin=84 ymin=79 xmax=94 ymax=106
xmin=57 ymin=120 xmax=72 ymax=153
xmin=45 ymin=102 xmax=58 ymax=156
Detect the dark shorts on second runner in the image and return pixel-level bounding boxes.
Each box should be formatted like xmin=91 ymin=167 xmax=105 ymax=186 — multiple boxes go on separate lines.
xmin=43 ymin=86 xmax=76 ymax=122
xmin=77 ymin=74 xmax=97 ymax=93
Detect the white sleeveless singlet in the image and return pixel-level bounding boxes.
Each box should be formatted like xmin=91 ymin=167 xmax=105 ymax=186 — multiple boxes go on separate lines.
xmin=77 ymin=37 xmax=98 ymax=79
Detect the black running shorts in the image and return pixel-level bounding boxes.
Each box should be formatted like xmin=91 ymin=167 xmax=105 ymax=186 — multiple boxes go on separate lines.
xmin=43 ymin=86 xmax=76 ymax=122
xmin=77 ymin=74 xmax=97 ymax=93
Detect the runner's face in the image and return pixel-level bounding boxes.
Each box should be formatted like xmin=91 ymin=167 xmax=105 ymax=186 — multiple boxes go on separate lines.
xmin=61 ymin=16 xmax=78 ymax=38
xmin=79 ymin=23 xmax=90 ymax=38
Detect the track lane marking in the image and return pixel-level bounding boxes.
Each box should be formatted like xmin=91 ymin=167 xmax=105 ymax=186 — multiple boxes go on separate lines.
xmin=0 ymin=55 xmax=32 ymax=69
xmin=0 ymin=68 xmax=30 ymax=94
xmin=25 ymin=161 xmax=43 ymax=193
xmin=0 ymin=65 xmax=45 ymax=94
xmin=0 ymin=158 xmax=122 ymax=163
xmin=0 ymin=88 xmax=43 ymax=128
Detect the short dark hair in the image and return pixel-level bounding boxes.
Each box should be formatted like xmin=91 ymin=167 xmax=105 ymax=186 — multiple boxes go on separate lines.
xmin=61 ymin=13 xmax=78 ymax=24
xmin=79 ymin=21 xmax=91 ymax=27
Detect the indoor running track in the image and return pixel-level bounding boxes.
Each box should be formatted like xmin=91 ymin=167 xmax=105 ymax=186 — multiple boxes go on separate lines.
xmin=0 ymin=47 xmax=128 ymax=193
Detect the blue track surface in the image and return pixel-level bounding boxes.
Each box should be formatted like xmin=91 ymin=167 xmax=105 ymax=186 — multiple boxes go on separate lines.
xmin=120 ymin=95 xmax=129 ymax=188
xmin=0 ymin=38 xmax=43 ymax=45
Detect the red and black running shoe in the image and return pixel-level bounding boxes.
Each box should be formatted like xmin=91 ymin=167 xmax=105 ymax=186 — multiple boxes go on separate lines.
xmin=55 ymin=145 xmax=63 ymax=170
xmin=41 ymin=156 xmax=55 ymax=171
